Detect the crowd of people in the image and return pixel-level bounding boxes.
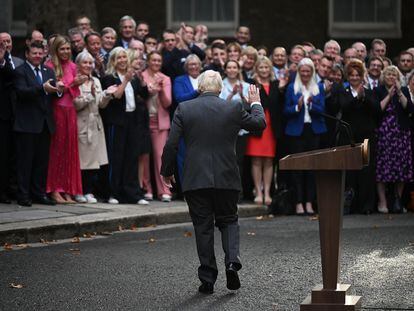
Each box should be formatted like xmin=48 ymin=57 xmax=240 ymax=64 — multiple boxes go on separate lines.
xmin=1 ymin=15 xmax=414 ymax=215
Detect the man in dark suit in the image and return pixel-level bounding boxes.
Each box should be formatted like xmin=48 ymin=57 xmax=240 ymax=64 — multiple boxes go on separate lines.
xmin=161 ymin=70 xmax=266 ymax=294
xmin=13 ymin=42 xmax=64 ymax=206
xmin=0 ymin=32 xmax=24 ymax=69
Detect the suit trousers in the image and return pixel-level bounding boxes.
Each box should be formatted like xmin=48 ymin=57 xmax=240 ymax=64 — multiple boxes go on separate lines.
xmin=15 ymin=125 xmax=51 ymax=200
xmin=104 ymin=113 xmax=143 ymax=203
xmin=287 ymin=124 xmax=320 ymax=204
xmin=143 ymin=116 xmax=171 ymax=197
xmin=184 ymin=189 xmax=242 ymax=284
xmin=0 ymin=119 xmax=12 ymax=196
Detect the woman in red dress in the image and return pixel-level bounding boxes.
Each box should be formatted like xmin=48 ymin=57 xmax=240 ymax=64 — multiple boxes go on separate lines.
xmin=45 ymin=35 xmax=83 ymax=203
xmin=245 ymin=56 xmax=287 ymax=205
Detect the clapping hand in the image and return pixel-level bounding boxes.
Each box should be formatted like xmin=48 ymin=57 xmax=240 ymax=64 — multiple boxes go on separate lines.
xmin=43 ymin=79 xmax=59 ymax=94
xmin=106 ymin=84 xmax=118 ymax=96
xmin=307 ymin=95 xmax=313 ymax=105
xmin=324 ymin=79 xmax=333 ymax=93
xmin=298 ymin=95 xmax=304 ymax=111
xmin=56 ymin=80 xmax=65 ymax=94
xmin=73 ymin=74 xmax=89 ymax=86
xmin=247 ymin=85 xmax=261 ymax=104
xmin=125 ymin=68 xmax=134 ymax=82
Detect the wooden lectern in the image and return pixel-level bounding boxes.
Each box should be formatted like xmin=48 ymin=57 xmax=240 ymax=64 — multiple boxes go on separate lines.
xmin=279 ymin=139 xmax=370 ymax=311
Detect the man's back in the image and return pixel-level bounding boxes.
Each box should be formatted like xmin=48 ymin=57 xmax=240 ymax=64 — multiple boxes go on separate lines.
xmin=162 ymin=92 xmax=265 ymax=192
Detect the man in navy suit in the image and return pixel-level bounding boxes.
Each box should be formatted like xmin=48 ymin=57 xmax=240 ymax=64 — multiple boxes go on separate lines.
xmin=13 ymin=42 xmax=64 ymax=206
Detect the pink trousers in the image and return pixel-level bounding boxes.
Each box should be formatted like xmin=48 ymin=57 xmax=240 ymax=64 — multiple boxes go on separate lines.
xmin=143 ymin=116 xmax=171 ymax=197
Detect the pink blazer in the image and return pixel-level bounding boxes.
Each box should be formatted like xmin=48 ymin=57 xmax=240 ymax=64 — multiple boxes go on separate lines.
xmin=142 ymin=70 xmax=172 ymax=130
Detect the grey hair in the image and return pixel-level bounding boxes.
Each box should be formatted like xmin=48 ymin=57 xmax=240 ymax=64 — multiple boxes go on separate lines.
xmin=75 ymin=50 xmax=95 ymax=65
xmin=101 ymin=27 xmax=117 ymax=38
xmin=68 ymin=27 xmax=83 ymax=38
xmin=184 ymin=54 xmax=202 ymax=72
xmin=119 ymin=15 xmax=136 ymax=30
xmin=324 ymin=39 xmax=341 ymax=53
xmin=198 ymin=70 xmax=223 ymax=94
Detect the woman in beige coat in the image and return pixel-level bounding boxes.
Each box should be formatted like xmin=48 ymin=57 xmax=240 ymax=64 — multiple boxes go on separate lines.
xmin=74 ymin=51 xmax=117 ymax=203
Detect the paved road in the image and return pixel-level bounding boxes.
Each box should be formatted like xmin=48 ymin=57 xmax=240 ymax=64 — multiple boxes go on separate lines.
xmin=1 ymin=214 xmax=413 ymax=311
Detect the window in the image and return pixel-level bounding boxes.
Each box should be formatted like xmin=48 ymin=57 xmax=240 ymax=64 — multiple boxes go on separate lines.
xmin=167 ymin=0 xmax=239 ymax=37
xmin=329 ymin=0 xmax=401 ymax=38
xmin=11 ymin=0 xmax=28 ymax=36
xmin=0 ymin=0 xmax=28 ymax=36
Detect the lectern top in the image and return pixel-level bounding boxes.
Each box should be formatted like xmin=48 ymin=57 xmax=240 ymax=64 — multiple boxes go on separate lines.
xmin=279 ymin=140 xmax=369 ymax=171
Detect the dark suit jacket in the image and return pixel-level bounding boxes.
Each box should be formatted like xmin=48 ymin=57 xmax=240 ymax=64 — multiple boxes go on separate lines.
xmin=161 ymin=93 xmax=266 ymax=192
xmin=338 ymin=86 xmax=380 ymax=144
xmin=13 ymin=62 xmax=56 ymax=134
xmin=100 ymin=74 xmax=149 ymax=126
xmin=0 ymin=60 xmax=15 ymax=121
xmin=162 ymin=46 xmax=205 ymax=81
xmin=11 ymin=56 xmax=24 ymax=68
xmin=375 ymin=85 xmax=414 ymax=131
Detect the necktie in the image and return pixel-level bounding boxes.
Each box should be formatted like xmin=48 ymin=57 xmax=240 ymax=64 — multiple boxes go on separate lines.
xmin=35 ymin=67 xmax=42 ymax=85
xmin=372 ymin=80 xmax=377 ymax=88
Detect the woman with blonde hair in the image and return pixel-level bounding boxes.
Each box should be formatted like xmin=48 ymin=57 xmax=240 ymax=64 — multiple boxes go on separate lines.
xmin=375 ymin=65 xmax=413 ymax=213
xmin=100 ymin=47 xmax=150 ymax=205
xmin=284 ymin=58 xmax=326 ymax=215
xmin=45 ymin=35 xmax=84 ymax=204
xmin=245 ymin=56 xmax=288 ymax=206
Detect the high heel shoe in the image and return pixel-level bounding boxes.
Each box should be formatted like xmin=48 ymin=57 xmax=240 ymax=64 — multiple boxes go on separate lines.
xmin=50 ymin=192 xmax=67 ymax=204
xmin=296 ymin=203 xmax=305 ymax=216
xmin=63 ymin=193 xmax=76 ymax=204
xmin=305 ymin=203 xmax=315 ymax=216
xmin=254 ymin=196 xmax=263 ymax=205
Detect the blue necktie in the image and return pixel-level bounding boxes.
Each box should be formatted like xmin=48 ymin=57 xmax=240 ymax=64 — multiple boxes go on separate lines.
xmin=35 ymin=67 xmax=42 ymax=85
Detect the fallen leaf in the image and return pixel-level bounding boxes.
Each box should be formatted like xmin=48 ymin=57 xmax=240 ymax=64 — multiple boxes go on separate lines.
xmin=40 ymin=239 xmax=49 ymax=244
xmin=148 ymin=238 xmax=156 ymax=243
xmin=256 ymin=216 xmax=264 ymax=220
xmin=16 ymin=244 xmax=29 ymax=249
xmin=10 ymin=283 xmax=24 ymax=289
xmin=100 ymin=231 xmax=113 ymax=236
xmin=3 ymin=243 xmax=13 ymax=251
xmin=184 ymin=231 xmax=192 ymax=237
xmin=118 ymin=225 xmax=123 ymax=231
xmin=309 ymin=216 xmax=319 ymax=221
xmin=131 ymin=225 xmax=138 ymax=231
xmin=83 ymin=233 xmax=92 ymax=239
xmin=247 ymin=232 xmax=256 ymax=236
xmin=71 ymin=237 xmax=80 ymax=244
xmin=144 ymin=224 xmax=157 ymax=228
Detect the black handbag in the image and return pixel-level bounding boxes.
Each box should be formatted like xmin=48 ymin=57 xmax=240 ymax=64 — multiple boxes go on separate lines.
xmin=269 ymin=187 xmax=294 ymax=215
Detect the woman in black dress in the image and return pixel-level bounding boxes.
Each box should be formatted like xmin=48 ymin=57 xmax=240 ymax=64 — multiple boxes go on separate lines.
xmin=338 ymin=59 xmax=380 ymax=214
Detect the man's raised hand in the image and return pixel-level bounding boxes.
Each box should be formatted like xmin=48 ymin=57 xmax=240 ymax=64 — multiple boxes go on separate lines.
xmin=247 ymin=85 xmax=261 ymax=104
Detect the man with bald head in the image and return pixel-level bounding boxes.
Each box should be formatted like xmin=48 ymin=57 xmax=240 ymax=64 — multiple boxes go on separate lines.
xmin=352 ymin=42 xmax=367 ymax=62
xmin=0 ymin=32 xmax=24 ymax=69
xmin=272 ymin=47 xmax=288 ymax=80
xmin=161 ymin=70 xmax=265 ymax=294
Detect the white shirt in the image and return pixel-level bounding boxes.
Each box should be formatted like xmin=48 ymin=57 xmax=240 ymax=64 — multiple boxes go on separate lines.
xmin=350 ymin=86 xmax=358 ymax=98
xmin=302 ymin=88 xmax=312 ymax=123
xmin=119 ymin=74 xmax=136 ymax=112
xmin=368 ymin=76 xmax=379 ymax=89
xmin=189 ymin=76 xmax=198 ymax=90
xmin=26 ymin=61 xmax=43 ymax=82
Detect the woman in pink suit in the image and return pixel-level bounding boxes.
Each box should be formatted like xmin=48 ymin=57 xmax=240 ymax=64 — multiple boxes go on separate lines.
xmin=142 ymin=51 xmax=173 ymax=202
xmin=45 ymin=35 xmax=83 ymax=204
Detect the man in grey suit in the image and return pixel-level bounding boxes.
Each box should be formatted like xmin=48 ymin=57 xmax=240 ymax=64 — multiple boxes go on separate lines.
xmin=161 ymin=70 xmax=266 ymax=294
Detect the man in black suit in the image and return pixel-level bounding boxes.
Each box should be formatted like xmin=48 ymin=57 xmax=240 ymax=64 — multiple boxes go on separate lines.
xmin=0 ymin=32 xmax=24 ymax=69
xmin=13 ymin=42 xmax=64 ymax=206
xmin=161 ymin=70 xmax=266 ymax=294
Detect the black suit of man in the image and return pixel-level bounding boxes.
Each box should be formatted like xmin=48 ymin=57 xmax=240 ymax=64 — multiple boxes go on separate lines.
xmin=161 ymin=92 xmax=266 ymax=287
xmin=0 ymin=56 xmax=16 ymax=201
xmin=13 ymin=62 xmax=56 ymax=203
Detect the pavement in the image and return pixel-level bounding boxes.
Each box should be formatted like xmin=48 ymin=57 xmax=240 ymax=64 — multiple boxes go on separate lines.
xmin=0 ymin=200 xmax=268 ymax=245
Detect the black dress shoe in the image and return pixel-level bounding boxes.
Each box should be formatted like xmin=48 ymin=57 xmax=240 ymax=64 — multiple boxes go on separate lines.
xmin=17 ymin=199 xmax=32 ymax=207
xmin=33 ymin=195 xmax=56 ymax=206
xmin=198 ymin=282 xmax=214 ymax=294
xmin=0 ymin=194 xmax=12 ymax=204
xmin=226 ymin=263 xmax=241 ymax=290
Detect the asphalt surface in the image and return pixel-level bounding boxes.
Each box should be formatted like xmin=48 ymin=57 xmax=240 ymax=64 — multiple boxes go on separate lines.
xmin=1 ymin=214 xmax=413 ymax=311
